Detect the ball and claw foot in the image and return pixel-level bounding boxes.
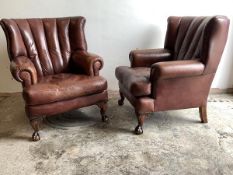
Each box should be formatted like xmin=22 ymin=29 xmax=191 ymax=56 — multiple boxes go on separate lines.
xmin=99 ymin=102 xmax=109 ymax=123
xmin=32 ymin=132 xmax=40 ymax=141
xmin=134 ymin=125 xmax=143 ymax=135
xmin=118 ymin=99 xmax=124 ymax=106
xmin=102 ymin=115 xmax=109 ymax=122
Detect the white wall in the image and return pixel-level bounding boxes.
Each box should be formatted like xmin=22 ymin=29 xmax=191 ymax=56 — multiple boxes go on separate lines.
xmin=0 ymin=0 xmax=233 ymax=92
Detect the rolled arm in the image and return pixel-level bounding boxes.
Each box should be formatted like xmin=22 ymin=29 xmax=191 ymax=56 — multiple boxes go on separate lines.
xmin=10 ymin=56 xmax=37 ymax=87
xmin=129 ymin=48 xmax=172 ymax=68
xmin=71 ymin=51 xmax=104 ymax=76
xmin=150 ymin=60 xmax=205 ymax=81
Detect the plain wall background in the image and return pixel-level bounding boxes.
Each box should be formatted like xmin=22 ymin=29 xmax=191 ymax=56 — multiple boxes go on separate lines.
xmin=0 ymin=0 xmax=233 ymax=92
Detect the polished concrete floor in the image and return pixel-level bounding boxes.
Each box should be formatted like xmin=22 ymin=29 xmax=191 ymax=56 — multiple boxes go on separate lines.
xmin=0 ymin=92 xmax=233 ymax=175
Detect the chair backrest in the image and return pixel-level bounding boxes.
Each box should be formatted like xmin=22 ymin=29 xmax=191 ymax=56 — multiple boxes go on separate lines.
xmin=164 ymin=16 xmax=229 ymax=74
xmin=1 ymin=16 xmax=87 ymax=77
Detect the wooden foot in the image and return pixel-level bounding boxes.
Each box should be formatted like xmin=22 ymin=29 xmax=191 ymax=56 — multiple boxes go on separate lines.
xmin=118 ymin=91 xmax=125 ymax=106
xmin=97 ymin=102 xmax=109 ymax=122
xmin=135 ymin=125 xmax=143 ymax=135
xmin=134 ymin=112 xmax=146 ymax=135
xmin=32 ymin=131 xmax=40 ymax=141
xmin=199 ymin=105 xmax=208 ymax=123
xmin=30 ymin=118 xmax=42 ymax=141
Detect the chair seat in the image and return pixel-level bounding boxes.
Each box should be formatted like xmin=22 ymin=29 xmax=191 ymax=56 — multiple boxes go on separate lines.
xmin=23 ymin=73 xmax=107 ymax=105
xmin=115 ymin=66 xmax=151 ymax=97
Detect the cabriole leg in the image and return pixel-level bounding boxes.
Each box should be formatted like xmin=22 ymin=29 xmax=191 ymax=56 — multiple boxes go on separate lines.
xmin=134 ymin=112 xmax=147 ymax=135
xmin=30 ymin=117 xmax=42 ymax=141
xmin=97 ymin=102 xmax=109 ymax=122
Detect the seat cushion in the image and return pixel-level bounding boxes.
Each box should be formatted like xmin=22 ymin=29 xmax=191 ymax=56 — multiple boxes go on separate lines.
xmin=115 ymin=66 xmax=151 ymax=97
xmin=23 ymin=73 xmax=107 ymax=105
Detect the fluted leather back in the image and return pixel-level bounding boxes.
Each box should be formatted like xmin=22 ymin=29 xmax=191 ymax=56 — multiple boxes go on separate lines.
xmin=165 ymin=16 xmax=229 ymax=73
xmin=1 ymin=16 xmax=87 ymax=77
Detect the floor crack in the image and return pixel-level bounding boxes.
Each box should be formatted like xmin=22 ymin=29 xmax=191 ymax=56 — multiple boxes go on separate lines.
xmin=215 ymin=129 xmax=233 ymax=149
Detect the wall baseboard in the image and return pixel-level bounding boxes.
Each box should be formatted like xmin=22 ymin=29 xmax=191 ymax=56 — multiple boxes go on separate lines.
xmin=210 ymin=88 xmax=233 ymax=94
xmin=0 ymin=92 xmax=20 ymax=96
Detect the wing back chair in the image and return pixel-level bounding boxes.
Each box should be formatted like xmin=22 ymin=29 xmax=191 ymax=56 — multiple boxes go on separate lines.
xmin=1 ymin=16 xmax=108 ymax=141
xmin=115 ymin=16 xmax=230 ymax=134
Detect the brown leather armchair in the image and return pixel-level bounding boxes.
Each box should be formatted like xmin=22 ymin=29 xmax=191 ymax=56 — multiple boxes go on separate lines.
xmin=1 ymin=16 xmax=108 ymax=141
xmin=115 ymin=16 xmax=230 ymax=135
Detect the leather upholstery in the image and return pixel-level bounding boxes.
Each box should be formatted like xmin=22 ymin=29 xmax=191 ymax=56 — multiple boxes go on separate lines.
xmin=72 ymin=51 xmax=103 ymax=76
xmin=1 ymin=16 xmax=108 ymax=119
xmin=150 ymin=60 xmax=205 ymax=80
xmin=116 ymin=16 xmax=229 ymax=115
xmin=129 ymin=49 xmax=172 ymax=68
xmin=153 ymin=74 xmax=214 ymax=111
xmin=26 ymin=90 xmax=108 ymax=117
xmin=23 ymin=74 xmax=107 ymax=105
xmin=115 ymin=66 xmax=151 ymax=97
xmin=165 ymin=16 xmax=230 ymax=75
xmin=118 ymin=83 xmax=154 ymax=113
xmin=10 ymin=56 xmax=38 ymax=87
xmin=1 ymin=17 xmax=87 ymax=78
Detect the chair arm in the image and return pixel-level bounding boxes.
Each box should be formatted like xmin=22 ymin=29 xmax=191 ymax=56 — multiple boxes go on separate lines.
xmin=10 ymin=56 xmax=37 ymax=87
xmin=150 ymin=60 xmax=205 ymax=80
xmin=71 ymin=51 xmax=104 ymax=76
xmin=129 ymin=48 xmax=172 ymax=68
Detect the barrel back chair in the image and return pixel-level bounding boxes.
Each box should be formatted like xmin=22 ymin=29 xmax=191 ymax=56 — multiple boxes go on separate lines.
xmin=1 ymin=16 xmax=108 ymax=141
xmin=115 ymin=16 xmax=230 ymax=134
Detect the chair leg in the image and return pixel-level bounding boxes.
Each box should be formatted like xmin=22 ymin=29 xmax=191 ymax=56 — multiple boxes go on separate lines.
xmin=199 ymin=105 xmax=208 ymax=123
xmin=118 ymin=91 xmax=125 ymax=106
xmin=30 ymin=117 xmax=42 ymax=141
xmin=97 ymin=102 xmax=109 ymax=122
xmin=134 ymin=112 xmax=147 ymax=135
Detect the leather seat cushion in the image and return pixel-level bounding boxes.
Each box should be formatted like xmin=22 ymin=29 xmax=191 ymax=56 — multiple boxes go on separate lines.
xmin=23 ymin=73 xmax=107 ymax=105
xmin=115 ymin=66 xmax=151 ymax=97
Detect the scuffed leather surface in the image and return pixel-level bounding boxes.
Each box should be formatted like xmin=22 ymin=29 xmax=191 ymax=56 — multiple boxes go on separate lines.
xmin=1 ymin=16 xmax=108 ymax=118
xmin=153 ymin=74 xmax=214 ymax=111
xmin=119 ymin=83 xmax=154 ymax=113
xmin=150 ymin=60 xmax=204 ymax=80
xmin=129 ymin=49 xmax=172 ymax=67
xmin=26 ymin=90 xmax=108 ymax=117
xmin=115 ymin=66 xmax=151 ymax=97
xmin=116 ymin=16 xmax=229 ymax=114
xmin=10 ymin=56 xmax=37 ymax=87
xmin=167 ymin=16 xmax=230 ymax=70
xmin=1 ymin=17 xmax=87 ymax=78
xmin=23 ymin=73 xmax=107 ymax=105
xmin=72 ymin=51 xmax=103 ymax=76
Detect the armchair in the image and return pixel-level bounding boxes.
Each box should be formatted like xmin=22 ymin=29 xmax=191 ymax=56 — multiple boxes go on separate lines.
xmin=1 ymin=17 xmax=108 ymax=141
xmin=115 ymin=16 xmax=230 ymax=134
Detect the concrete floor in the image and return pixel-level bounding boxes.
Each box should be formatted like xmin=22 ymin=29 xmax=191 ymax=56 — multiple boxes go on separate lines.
xmin=0 ymin=93 xmax=233 ymax=175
